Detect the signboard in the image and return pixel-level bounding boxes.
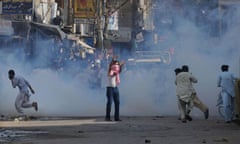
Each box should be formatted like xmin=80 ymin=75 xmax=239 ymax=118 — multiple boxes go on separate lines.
xmin=2 ymin=0 xmax=33 ymax=15
xmin=74 ymin=0 xmax=95 ymax=18
xmin=0 ymin=19 xmax=14 ymax=35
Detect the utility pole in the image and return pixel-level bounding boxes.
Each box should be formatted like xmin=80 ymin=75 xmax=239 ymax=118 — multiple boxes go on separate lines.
xmin=95 ymin=0 xmax=130 ymax=51
xmin=96 ymin=0 xmax=104 ymax=51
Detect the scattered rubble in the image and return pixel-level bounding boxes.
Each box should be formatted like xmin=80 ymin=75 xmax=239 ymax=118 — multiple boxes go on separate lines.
xmin=0 ymin=129 xmax=48 ymax=142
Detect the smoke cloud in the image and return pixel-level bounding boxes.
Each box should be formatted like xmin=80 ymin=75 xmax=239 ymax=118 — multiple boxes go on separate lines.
xmin=0 ymin=1 xmax=240 ymax=118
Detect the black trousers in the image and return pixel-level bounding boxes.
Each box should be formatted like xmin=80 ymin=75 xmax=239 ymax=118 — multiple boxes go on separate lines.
xmin=105 ymin=87 xmax=120 ymax=120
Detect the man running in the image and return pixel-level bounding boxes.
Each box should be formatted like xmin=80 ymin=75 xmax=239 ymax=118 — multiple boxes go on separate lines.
xmin=8 ymin=69 xmax=38 ymax=118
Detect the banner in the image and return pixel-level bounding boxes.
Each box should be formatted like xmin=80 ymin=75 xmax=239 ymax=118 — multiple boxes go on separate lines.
xmin=108 ymin=11 xmax=119 ymax=30
xmin=2 ymin=0 xmax=33 ymax=14
xmin=74 ymin=0 xmax=95 ymax=18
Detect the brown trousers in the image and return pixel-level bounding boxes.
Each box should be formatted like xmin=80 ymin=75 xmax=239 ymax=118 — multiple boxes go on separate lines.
xmin=192 ymin=93 xmax=208 ymax=113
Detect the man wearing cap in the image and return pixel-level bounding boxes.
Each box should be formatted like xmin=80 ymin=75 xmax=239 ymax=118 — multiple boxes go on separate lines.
xmin=218 ymin=65 xmax=238 ymax=123
xmin=181 ymin=65 xmax=209 ymax=120
xmin=175 ymin=67 xmax=197 ymax=123
xmin=174 ymin=68 xmax=193 ymax=122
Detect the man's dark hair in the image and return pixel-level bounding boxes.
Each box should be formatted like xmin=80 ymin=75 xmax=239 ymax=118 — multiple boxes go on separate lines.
xmin=221 ymin=65 xmax=229 ymax=72
xmin=8 ymin=69 xmax=15 ymax=79
xmin=108 ymin=59 xmax=121 ymax=74
xmin=174 ymin=68 xmax=182 ymax=75
xmin=8 ymin=69 xmax=15 ymax=76
xmin=182 ymin=65 xmax=189 ymax=72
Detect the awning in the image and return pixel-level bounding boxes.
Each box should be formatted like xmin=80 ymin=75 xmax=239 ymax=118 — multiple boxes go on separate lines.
xmin=67 ymin=34 xmax=95 ymax=54
xmin=30 ymin=22 xmax=66 ymax=40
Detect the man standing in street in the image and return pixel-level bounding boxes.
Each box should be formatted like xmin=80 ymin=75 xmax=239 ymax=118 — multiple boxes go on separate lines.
xmin=8 ymin=69 xmax=38 ymax=120
xmin=218 ymin=65 xmax=238 ymax=123
xmin=105 ymin=57 xmax=124 ymax=121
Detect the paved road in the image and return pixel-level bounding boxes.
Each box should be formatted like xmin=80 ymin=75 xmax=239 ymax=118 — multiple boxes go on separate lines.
xmin=0 ymin=116 xmax=239 ymax=144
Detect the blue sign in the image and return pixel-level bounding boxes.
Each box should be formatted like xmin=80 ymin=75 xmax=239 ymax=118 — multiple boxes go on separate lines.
xmin=2 ymin=0 xmax=33 ymax=14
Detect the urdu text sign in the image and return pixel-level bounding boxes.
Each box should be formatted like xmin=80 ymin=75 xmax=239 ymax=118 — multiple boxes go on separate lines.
xmin=74 ymin=0 xmax=95 ymax=18
xmin=2 ymin=0 xmax=33 ymax=14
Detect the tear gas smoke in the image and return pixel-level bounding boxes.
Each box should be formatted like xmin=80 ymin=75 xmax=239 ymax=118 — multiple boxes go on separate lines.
xmin=0 ymin=1 xmax=240 ymax=117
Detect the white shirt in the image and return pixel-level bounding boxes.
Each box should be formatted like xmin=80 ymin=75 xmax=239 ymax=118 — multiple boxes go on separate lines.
xmin=218 ymin=71 xmax=237 ymax=97
xmin=108 ymin=75 xmax=117 ymax=87
xmin=12 ymin=75 xmax=31 ymax=94
xmin=175 ymin=72 xmax=197 ymax=102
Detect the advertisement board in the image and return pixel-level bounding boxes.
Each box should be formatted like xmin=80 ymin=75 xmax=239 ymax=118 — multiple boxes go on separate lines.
xmin=74 ymin=0 xmax=95 ymax=18
xmin=2 ymin=0 xmax=33 ymax=14
xmin=0 ymin=19 xmax=14 ymax=35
